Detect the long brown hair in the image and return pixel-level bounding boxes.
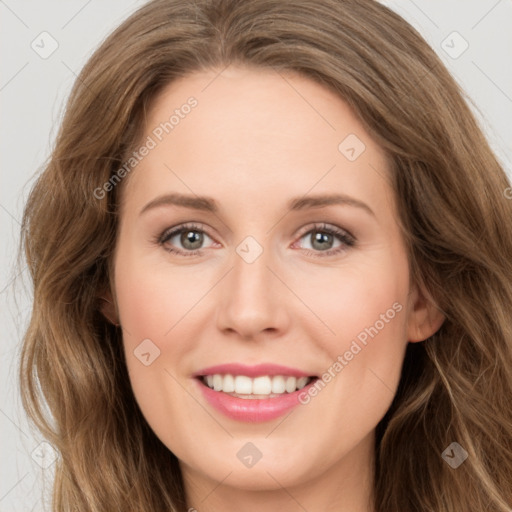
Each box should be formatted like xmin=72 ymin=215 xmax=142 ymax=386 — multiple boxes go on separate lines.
xmin=19 ymin=0 xmax=512 ymax=510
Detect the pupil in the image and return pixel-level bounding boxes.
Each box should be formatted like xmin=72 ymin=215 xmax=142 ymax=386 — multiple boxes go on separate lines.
xmin=312 ymin=231 xmax=332 ymax=251
xmin=182 ymin=230 xmax=202 ymax=249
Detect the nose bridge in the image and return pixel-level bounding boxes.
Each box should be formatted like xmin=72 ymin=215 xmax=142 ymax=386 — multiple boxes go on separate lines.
xmin=216 ymin=235 xmax=288 ymax=338
xmin=233 ymin=241 xmax=270 ymax=297
xmin=231 ymin=238 xmax=274 ymax=311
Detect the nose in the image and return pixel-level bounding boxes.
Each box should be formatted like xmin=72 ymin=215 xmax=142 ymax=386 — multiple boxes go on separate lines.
xmin=215 ymin=242 xmax=290 ymax=341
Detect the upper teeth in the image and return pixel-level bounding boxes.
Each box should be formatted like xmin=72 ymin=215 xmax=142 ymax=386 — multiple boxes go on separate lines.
xmin=203 ymin=374 xmax=311 ymax=395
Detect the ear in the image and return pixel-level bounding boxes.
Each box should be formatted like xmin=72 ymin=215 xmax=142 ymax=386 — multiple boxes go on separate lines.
xmin=98 ymin=289 xmax=119 ymax=326
xmin=406 ymin=282 xmax=445 ymax=342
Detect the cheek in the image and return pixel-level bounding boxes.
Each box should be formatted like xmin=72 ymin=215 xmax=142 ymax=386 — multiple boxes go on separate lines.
xmin=113 ymin=249 xmax=222 ymax=422
xmin=295 ymin=253 xmax=409 ymax=355
xmin=291 ymin=270 xmax=408 ymax=458
xmin=114 ymin=256 xmax=203 ymax=455
xmin=114 ymin=250 xmax=213 ymax=342
xmin=294 ymin=248 xmax=410 ymax=409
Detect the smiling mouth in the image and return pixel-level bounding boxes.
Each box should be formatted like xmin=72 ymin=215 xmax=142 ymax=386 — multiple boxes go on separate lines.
xmin=198 ymin=374 xmax=318 ymax=399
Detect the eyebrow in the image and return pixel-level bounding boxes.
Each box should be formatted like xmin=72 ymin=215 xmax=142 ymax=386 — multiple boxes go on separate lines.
xmin=139 ymin=192 xmax=375 ymax=217
xmin=288 ymin=194 xmax=375 ymax=217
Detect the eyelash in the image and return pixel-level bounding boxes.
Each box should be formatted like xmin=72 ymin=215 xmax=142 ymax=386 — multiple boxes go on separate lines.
xmin=155 ymin=222 xmax=356 ymax=258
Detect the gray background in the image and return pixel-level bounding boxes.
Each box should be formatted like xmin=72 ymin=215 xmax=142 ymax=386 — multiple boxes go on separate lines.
xmin=1 ymin=1 xmax=511 ymax=510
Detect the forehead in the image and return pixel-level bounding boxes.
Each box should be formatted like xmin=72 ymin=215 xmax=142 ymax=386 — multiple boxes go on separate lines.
xmin=121 ymin=66 xmax=392 ymax=216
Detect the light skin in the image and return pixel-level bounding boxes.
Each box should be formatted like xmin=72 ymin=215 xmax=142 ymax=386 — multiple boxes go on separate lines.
xmin=101 ymin=65 xmax=444 ymax=512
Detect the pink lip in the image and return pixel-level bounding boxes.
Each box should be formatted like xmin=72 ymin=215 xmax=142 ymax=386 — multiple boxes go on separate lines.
xmin=192 ymin=363 xmax=314 ymax=378
xmin=194 ymin=377 xmax=318 ymax=422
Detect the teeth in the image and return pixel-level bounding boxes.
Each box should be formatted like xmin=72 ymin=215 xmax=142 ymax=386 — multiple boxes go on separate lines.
xmin=253 ymin=376 xmax=272 ymax=394
xmin=213 ymin=374 xmax=223 ymax=391
xmin=271 ymin=375 xmax=286 ymax=394
xmin=234 ymin=375 xmax=252 ymax=394
xmin=202 ymin=374 xmax=313 ymax=395
xmin=296 ymin=376 xmax=309 ymax=390
xmin=285 ymin=376 xmax=296 ymax=393
xmin=223 ymin=374 xmax=235 ymax=393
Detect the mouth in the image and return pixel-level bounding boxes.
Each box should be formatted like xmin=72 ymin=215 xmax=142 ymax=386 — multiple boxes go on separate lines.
xmin=197 ymin=374 xmax=318 ymax=399
xmin=192 ymin=363 xmax=320 ymax=422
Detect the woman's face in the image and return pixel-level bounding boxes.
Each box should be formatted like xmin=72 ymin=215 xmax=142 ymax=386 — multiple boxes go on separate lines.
xmin=110 ymin=65 xmax=442 ymax=504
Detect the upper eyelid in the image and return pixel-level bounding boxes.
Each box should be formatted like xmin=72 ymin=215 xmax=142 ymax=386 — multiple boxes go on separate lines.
xmin=161 ymin=222 xmax=208 ymax=236
xmin=160 ymin=223 xmax=213 ymax=242
xmin=159 ymin=222 xmax=354 ymax=248
xmin=296 ymin=222 xmax=354 ymax=239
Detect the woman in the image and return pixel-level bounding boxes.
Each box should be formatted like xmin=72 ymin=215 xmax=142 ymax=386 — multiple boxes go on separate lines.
xmin=19 ymin=0 xmax=512 ymax=510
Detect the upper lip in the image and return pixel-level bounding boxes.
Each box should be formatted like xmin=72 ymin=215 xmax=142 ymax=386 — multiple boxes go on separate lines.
xmin=193 ymin=363 xmax=316 ymax=378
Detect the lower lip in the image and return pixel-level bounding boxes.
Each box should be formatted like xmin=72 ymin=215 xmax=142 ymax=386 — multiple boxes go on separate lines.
xmin=195 ymin=378 xmax=317 ymax=423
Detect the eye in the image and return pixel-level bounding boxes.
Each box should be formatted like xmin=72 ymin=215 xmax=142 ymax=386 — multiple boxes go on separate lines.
xmin=157 ymin=223 xmax=215 ymax=256
xmin=155 ymin=222 xmax=355 ymax=258
xmin=294 ymin=223 xmax=355 ymax=257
